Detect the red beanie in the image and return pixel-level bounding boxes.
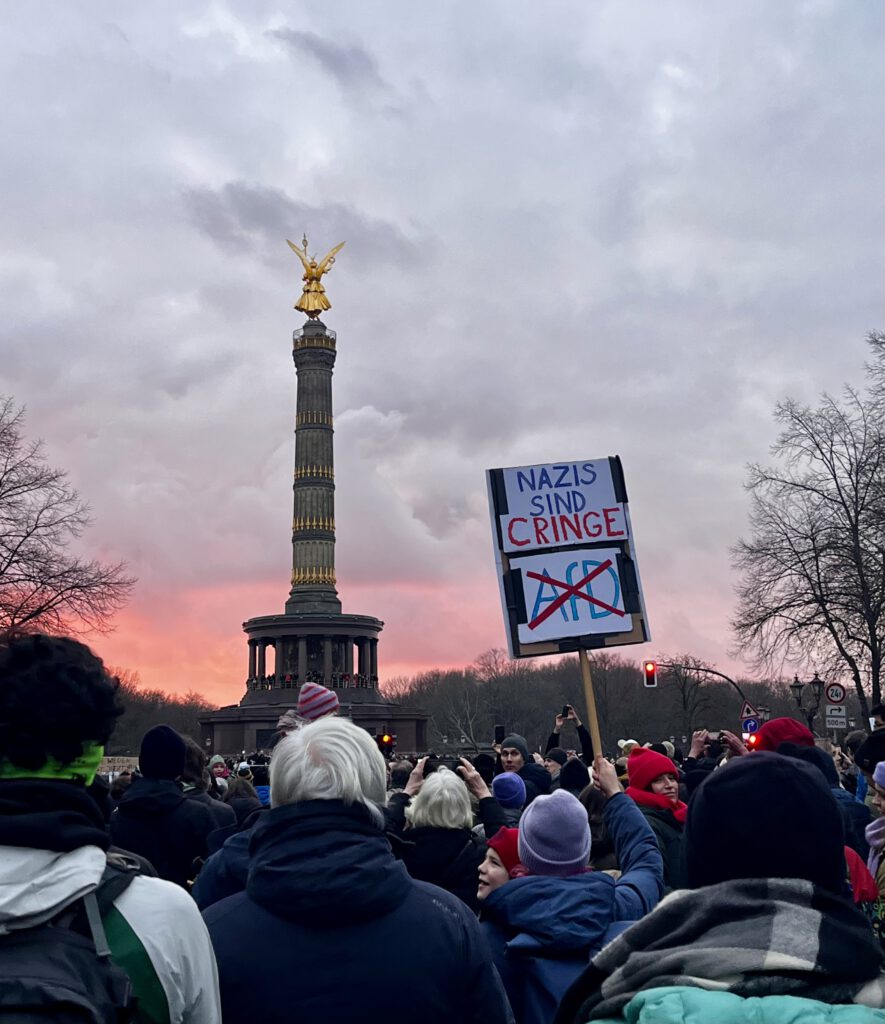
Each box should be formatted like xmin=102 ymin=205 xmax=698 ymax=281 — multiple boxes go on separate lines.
xmin=488 ymin=827 xmax=522 ymax=874
xmin=627 ymin=747 xmax=679 ymax=792
xmin=752 ymin=717 xmax=814 ymax=752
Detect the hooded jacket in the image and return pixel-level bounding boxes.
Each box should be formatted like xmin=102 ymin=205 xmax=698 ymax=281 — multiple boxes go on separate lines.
xmin=202 ymin=800 xmax=514 ymax=1024
xmin=480 ymin=792 xmax=663 ymax=1024
xmin=110 ymin=776 xmax=216 ymax=887
xmin=0 ymin=779 xmax=220 ymax=1024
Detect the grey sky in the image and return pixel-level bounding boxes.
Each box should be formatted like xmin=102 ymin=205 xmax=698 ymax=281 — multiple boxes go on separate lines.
xmin=0 ymin=1 xmax=882 ymax=700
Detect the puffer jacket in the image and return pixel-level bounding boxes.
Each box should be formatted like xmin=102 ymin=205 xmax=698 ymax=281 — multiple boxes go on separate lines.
xmin=588 ymin=986 xmax=885 ymax=1023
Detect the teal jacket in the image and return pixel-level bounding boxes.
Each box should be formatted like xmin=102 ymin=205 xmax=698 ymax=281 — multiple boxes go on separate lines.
xmin=592 ymin=987 xmax=885 ymax=1023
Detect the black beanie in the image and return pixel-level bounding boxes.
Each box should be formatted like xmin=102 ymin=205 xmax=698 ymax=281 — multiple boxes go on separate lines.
xmin=778 ymin=742 xmax=840 ymax=787
xmin=139 ymin=725 xmax=186 ymax=780
xmin=559 ymin=757 xmax=590 ymax=794
xmin=545 ymin=748 xmax=568 ymax=767
xmin=855 ymin=732 xmax=885 ymax=775
xmin=684 ymin=752 xmax=845 ymax=895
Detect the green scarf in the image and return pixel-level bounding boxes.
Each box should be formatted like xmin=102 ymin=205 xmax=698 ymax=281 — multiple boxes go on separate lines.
xmin=0 ymin=742 xmax=105 ymax=786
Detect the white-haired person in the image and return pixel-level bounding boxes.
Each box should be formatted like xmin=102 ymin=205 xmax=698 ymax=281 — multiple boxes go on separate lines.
xmin=202 ymin=718 xmax=514 ymax=1024
xmin=386 ymin=759 xmax=489 ymax=912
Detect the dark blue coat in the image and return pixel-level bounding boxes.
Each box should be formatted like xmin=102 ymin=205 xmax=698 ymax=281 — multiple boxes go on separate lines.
xmin=832 ymin=786 xmax=871 ymax=860
xmin=202 ymin=800 xmax=514 ymax=1024
xmin=480 ymin=792 xmax=663 ymax=1024
xmin=192 ymin=811 xmax=263 ymax=910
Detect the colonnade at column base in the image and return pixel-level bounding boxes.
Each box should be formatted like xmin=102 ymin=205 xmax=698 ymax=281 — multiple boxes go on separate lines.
xmin=239 ymin=610 xmax=384 ymax=707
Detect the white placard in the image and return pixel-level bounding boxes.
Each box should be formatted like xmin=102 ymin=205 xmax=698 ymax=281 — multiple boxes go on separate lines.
xmin=497 ymin=459 xmax=629 ymax=553
xmin=511 ymin=547 xmax=634 ymax=644
xmin=825 ymin=704 xmax=846 ymax=717
xmin=825 ymin=716 xmax=847 ymax=729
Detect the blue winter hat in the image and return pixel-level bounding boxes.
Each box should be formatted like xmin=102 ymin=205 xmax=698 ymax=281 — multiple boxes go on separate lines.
xmin=492 ymin=772 xmax=526 ymax=809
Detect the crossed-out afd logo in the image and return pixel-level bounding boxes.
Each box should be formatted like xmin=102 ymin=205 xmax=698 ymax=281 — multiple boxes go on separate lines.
xmin=512 ymin=547 xmax=634 ymax=645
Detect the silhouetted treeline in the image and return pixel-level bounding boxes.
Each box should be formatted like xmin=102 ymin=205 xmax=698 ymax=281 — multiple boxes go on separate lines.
xmin=381 ymin=650 xmax=867 ymax=756
xmin=107 ymin=672 xmax=217 ymax=755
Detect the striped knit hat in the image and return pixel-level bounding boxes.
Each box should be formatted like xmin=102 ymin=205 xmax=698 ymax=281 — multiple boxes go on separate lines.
xmin=296 ymin=682 xmax=339 ymax=722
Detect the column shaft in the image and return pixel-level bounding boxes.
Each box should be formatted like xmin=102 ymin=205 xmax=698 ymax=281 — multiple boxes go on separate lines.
xmin=323 ymin=637 xmax=333 ymax=684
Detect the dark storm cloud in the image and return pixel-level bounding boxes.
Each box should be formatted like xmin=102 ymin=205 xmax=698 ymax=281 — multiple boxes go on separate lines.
xmin=183 ymin=181 xmax=425 ymax=267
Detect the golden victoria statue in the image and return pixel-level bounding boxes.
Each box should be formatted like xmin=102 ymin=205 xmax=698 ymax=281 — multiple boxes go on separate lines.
xmin=286 ymin=235 xmax=346 ymax=319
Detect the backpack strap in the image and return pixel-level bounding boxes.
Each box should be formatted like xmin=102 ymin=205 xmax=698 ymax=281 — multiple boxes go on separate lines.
xmin=94 ymin=850 xmax=143 ymax=918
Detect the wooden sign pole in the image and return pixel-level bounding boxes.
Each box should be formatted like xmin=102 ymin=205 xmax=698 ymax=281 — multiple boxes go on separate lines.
xmin=579 ymin=648 xmax=603 ymax=758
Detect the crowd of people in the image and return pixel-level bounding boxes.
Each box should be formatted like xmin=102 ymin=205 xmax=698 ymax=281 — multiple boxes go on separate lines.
xmin=5 ymin=633 xmax=885 ymax=1022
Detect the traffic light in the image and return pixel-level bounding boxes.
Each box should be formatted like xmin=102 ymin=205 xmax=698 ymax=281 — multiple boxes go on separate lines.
xmin=642 ymin=660 xmax=657 ymax=688
xmin=376 ymin=732 xmax=396 ymax=758
xmin=746 ymin=731 xmax=760 ymax=750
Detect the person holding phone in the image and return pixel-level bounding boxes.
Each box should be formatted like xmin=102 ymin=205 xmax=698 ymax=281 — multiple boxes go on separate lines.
xmin=546 ymin=704 xmax=595 ymax=765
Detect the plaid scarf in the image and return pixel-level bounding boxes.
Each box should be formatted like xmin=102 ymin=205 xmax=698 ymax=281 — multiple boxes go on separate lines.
xmin=555 ymin=878 xmax=885 ymax=1023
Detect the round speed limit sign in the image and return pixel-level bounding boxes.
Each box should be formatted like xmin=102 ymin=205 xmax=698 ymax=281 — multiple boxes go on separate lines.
xmin=825 ymin=682 xmax=846 ymax=705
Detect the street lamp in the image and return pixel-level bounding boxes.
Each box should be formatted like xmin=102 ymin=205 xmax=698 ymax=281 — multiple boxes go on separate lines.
xmin=789 ymin=672 xmax=824 ymax=734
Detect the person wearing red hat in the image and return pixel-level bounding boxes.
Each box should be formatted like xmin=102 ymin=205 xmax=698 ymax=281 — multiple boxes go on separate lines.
xmin=477 ymin=827 xmax=526 ymax=902
xmin=626 ymin=746 xmax=688 ymax=890
xmin=750 ymin=716 xmax=815 ymax=752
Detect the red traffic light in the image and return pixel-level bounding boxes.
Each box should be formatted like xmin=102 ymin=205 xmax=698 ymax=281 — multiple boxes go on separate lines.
xmin=642 ymin=660 xmax=657 ymax=688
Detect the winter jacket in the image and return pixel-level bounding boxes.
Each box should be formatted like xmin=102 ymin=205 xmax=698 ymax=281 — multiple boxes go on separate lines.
xmin=587 ymin=986 xmax=885 ymax=1023
xmin=480 ymin=792 xmax=663 ymax=1024
xmin=202 ymin=800 xmax=514 ymax=1024
xmin=110 ymin=776 xmax=216 ymax=887
xmin=520 ymin=761 xmax=553 ymax=803
xmin=183 ymin=786 xmax=236 ymax=831
xmin=389 ymin=825 xmax=487 ymax=912
xmin=637 ymin=805 xmax=688 ymax=891
xmin=0 ymin=779 xmax=220 ymax=1024
xmin=833 ymin=786 xmax=872 ymax=860
xmin=193 ymin=806 xmax=266 ymax=908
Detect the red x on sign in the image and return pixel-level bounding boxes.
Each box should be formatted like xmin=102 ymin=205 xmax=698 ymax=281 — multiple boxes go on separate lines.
xmin=525 ymin=559 xmax=626 ymax=630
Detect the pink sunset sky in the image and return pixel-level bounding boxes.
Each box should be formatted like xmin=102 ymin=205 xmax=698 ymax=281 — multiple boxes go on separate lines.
xmin=1 ymin=3 xmax=882 ymax=705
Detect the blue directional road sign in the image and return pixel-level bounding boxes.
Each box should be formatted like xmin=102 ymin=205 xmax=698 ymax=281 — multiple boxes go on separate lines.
xmin=742 ymin=717 xmax=760 ymax=733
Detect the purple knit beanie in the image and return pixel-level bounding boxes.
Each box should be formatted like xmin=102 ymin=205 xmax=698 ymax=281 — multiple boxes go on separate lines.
xmin=492 ymin=772 xmax=526 ymax=809
xmin=518 ymin=789 xmax=592 ymax=876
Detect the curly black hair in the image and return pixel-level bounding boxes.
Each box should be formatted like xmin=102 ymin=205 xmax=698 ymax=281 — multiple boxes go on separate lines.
xmin=0 ymin=633 xmax=123 ymax=770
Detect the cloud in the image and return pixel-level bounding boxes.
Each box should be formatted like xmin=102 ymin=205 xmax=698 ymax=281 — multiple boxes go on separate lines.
xmin=268 ymin=28 xmax=389 ymax=97
xmin=0 ymin=0 xmax=882 ymax=701
xmin=183 ymin=181 xmax=424 ymax=267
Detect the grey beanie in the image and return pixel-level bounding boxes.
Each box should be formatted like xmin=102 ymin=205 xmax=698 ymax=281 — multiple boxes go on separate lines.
xmin=501 ymin=734 xmax=530 ymax=763
xmin=518 ymin=789 xmax=592 ymax=877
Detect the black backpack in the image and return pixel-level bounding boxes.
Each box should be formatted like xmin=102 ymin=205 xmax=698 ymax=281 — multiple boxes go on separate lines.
xmin=0 ymin=851 xmax=141 ymax=1023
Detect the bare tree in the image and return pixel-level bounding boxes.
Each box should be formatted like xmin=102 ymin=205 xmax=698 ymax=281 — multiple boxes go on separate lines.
xmin=732 ymin=335 xmax=885 ymax=718
xmin=0 ymin=398 xmax=134 ymax=634
xmin=659 ymin=654 xmax=713 ymax=737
